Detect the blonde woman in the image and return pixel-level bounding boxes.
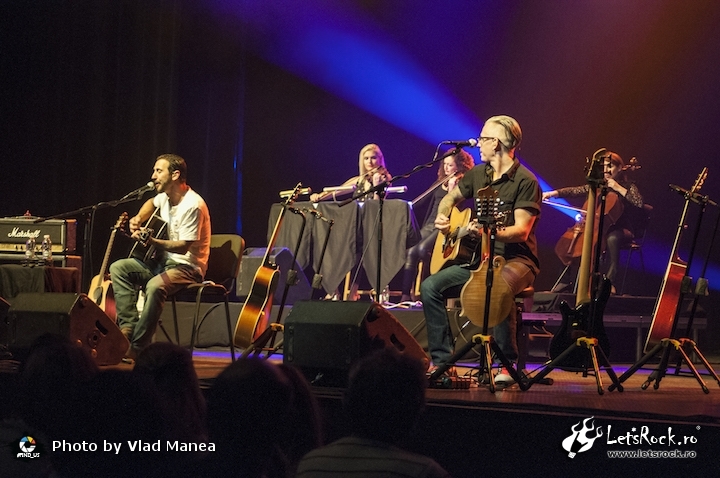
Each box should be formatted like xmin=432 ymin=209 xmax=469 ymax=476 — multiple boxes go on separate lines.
xmin=309 ymin=144 xmax=390 ymax=202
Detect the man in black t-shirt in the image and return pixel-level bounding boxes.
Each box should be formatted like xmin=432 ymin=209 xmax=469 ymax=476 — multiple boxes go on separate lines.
xmin=421 ymin=115 xmax=541 ymax=383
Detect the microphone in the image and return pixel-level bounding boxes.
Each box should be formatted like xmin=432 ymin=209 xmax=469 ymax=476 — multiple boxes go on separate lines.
xmin=442 ymin=138 xmax=478 ymax=148
xmin=124 ymin=181 xmax=156 ymax=198
xmin=669 ymin=184 xmax=718 ymax=206
xmin=279 ymin=187 xmax=312 ymax=198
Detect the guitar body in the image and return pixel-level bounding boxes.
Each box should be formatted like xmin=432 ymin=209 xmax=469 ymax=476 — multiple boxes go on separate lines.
xmin=644 ymin=258 xmax=686 ymax=352
xmin=430 ymin=206 xmax=477 ymax=274
xmin=87 ymin=213 xmax=126 ymax=319
xmin=459 ymin=256 xmax=513 ymax=328
xmin=130 ymin=214 xmax=168 ymax=267
xmin=233 ymin=182 xmax=307 ymax=349
xmin=643 ymin=168 xmax=707 ymax=353
xmin=234 ymin=265 xmax=280 ymax=348
xmin=89 ymin=275 xmax=116 ymax=319
xmin=549 ymin=276 xmax=612 ymax=364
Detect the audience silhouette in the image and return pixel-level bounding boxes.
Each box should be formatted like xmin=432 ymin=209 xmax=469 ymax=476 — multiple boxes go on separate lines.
xmin=205 ymin=356 xmax=323 ymax=478
xmin=296 ymin=347 xmax=450 ymax=477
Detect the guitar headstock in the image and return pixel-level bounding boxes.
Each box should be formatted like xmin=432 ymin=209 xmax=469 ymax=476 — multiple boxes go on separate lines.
xmin=282 ymin=183 xmax=305 ymax=206
xmin=475 ymin=186 xmax=507 ymax=227
xmin=585 ymin=148 xmax=608 ymax=186
xmin=114 ymin=212 xmax=129 ymax=230
xmin=690 ymin=167 xmax=708 ymax=195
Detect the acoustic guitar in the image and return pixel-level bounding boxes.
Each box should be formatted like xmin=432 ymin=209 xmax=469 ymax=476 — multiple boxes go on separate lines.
xmin=88 ymin=213 xmax=127 ymax=317
xmin=234 ymin=183 xmax=304 ymax=349
xmin=128 ymin=209 xmax=168 ymax=269
xmin=548 ymin=149 xmax=612 ymax=364
xmin=644 ymin=168 xmax=707 ymax=352
xmin=457 ymin=187 xmax=513 ymax=329
xmin=429 ymin=205 xmax=479 ymax=275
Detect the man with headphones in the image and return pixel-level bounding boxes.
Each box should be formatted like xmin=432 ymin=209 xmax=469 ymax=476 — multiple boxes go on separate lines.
xmin=421 ymin=115 xmax=541 ymax=384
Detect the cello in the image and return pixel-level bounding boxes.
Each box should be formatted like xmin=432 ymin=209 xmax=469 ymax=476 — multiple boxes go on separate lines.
xmin=551 ymin=157 xmax=641 ymax=266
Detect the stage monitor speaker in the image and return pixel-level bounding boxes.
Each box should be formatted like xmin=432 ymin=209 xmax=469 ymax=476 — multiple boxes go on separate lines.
xmin=7 ymin=293 xmax=129 ymax=365
xmin=236 ymin=247 xmax=312 ymax=305
xmin=283 ymin=301 xmax=429 ymax=387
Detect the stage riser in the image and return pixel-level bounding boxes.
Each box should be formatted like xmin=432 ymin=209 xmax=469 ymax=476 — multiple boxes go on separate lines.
xmin=158 ymin=302 xmax=700 ymax=363
xmin=156 ymin=302 xmax=429 ymax=351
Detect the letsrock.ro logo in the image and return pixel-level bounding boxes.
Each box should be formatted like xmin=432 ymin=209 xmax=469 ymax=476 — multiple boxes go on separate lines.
xmin=562 ymin=417 xmax=603 ymax=458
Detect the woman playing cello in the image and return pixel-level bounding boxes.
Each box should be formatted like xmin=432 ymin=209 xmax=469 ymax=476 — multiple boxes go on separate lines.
xmin=543 ymin=151 xmax=644 ymax=294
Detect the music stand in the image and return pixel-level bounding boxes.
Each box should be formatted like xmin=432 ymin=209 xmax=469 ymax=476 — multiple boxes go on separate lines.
xmin=338 ymin=146 xmax=460 ymax=302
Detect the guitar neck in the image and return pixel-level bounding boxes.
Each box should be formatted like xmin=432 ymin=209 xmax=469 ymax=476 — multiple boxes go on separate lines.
xmin=97 ymin=229 xmax=117 ymax=278
xmin=576 ymin=187 xmax=597 ymax=305
xmin=263 ymin=205 xmax=288 ymax=266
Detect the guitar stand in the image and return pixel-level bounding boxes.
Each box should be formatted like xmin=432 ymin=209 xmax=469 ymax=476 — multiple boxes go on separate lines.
xmin=608 ymin=338 xmax=720 ymax=393
xmin=609 ymin=172 xmax=719 ymax=393
xmin=528 ymin=337 xmax=622 ymax=394
xmin=429 ymin=208 xmax=528 ymax=393
xmin=240 ymin=323 xmax=284 ymax=359
xmin=429 ymin=332 xmax=529 ymax=392
xmin=241 ymin=205 xmax=307 ymax=360
xmin=533 ymin=154 xmax=624 ymax=394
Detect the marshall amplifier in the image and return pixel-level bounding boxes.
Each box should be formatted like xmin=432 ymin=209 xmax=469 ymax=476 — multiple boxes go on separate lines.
xmin=0 ymin=217 xmax=77 ymax=254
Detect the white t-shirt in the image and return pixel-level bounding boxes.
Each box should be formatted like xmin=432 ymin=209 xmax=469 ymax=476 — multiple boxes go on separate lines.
xmin=153 ymin=188 xmax=211 ymax=276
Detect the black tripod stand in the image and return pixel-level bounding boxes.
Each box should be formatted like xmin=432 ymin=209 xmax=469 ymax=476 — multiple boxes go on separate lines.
xmin=609 ymin=171 xmax=720 ymax=393
xmin=527 ymin=150 xmax=622 ymax=394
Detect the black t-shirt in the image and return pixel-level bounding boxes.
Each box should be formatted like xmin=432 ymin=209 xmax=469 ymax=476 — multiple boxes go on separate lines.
xmin=457 ymin=159 xmax=541 ymax=275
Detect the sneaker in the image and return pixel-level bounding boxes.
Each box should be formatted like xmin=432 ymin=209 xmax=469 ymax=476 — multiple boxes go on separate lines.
xmin=120 ymin=327 xmax=133 ymax=341
xmin=495 ymin=366 xmax=515 ymax=385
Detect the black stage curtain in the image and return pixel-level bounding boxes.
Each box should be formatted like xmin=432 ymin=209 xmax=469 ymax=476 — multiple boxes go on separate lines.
xmin=0 ymin=0 xmax=243 ymax=288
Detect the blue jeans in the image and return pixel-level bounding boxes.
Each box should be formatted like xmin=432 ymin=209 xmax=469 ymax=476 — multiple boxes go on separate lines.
xmin=420 ymin=260 xmax=535 ymax=367
xmin=110 ymin=257 xmax=202 ymax=355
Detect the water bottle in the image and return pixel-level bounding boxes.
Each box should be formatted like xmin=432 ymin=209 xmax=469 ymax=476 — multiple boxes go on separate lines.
xmin=380 ymin=285 xmax=390 ymax=304
xmin=41 ymin=234 xmax=53 ymax=266
xmin=25 ymin=236 xmax=36 ymax=266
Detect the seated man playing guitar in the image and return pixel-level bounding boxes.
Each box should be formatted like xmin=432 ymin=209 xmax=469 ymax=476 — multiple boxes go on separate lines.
xmin=420 ymin=115 xmax=541 ymax=382
xmin=110 ymin=154 xmax=211 ymax=361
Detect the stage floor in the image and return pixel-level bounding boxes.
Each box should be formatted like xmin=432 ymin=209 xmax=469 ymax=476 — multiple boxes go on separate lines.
xmin=110 ymin=349 xmax=720 ymax=475
xmin=113 ymin=348 xmax=720 ymax=426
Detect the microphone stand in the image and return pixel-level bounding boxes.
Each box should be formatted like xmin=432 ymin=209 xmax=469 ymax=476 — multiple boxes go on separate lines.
xmin=338 ymin=145 xmax=461 ymax=301
xmin=31 ymin=191 xmax=150 ymax=292
xmin=308 ymin=211 xmax=335 ymax=300
xmin=672 ymin=194 xmax=718 ymax=375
